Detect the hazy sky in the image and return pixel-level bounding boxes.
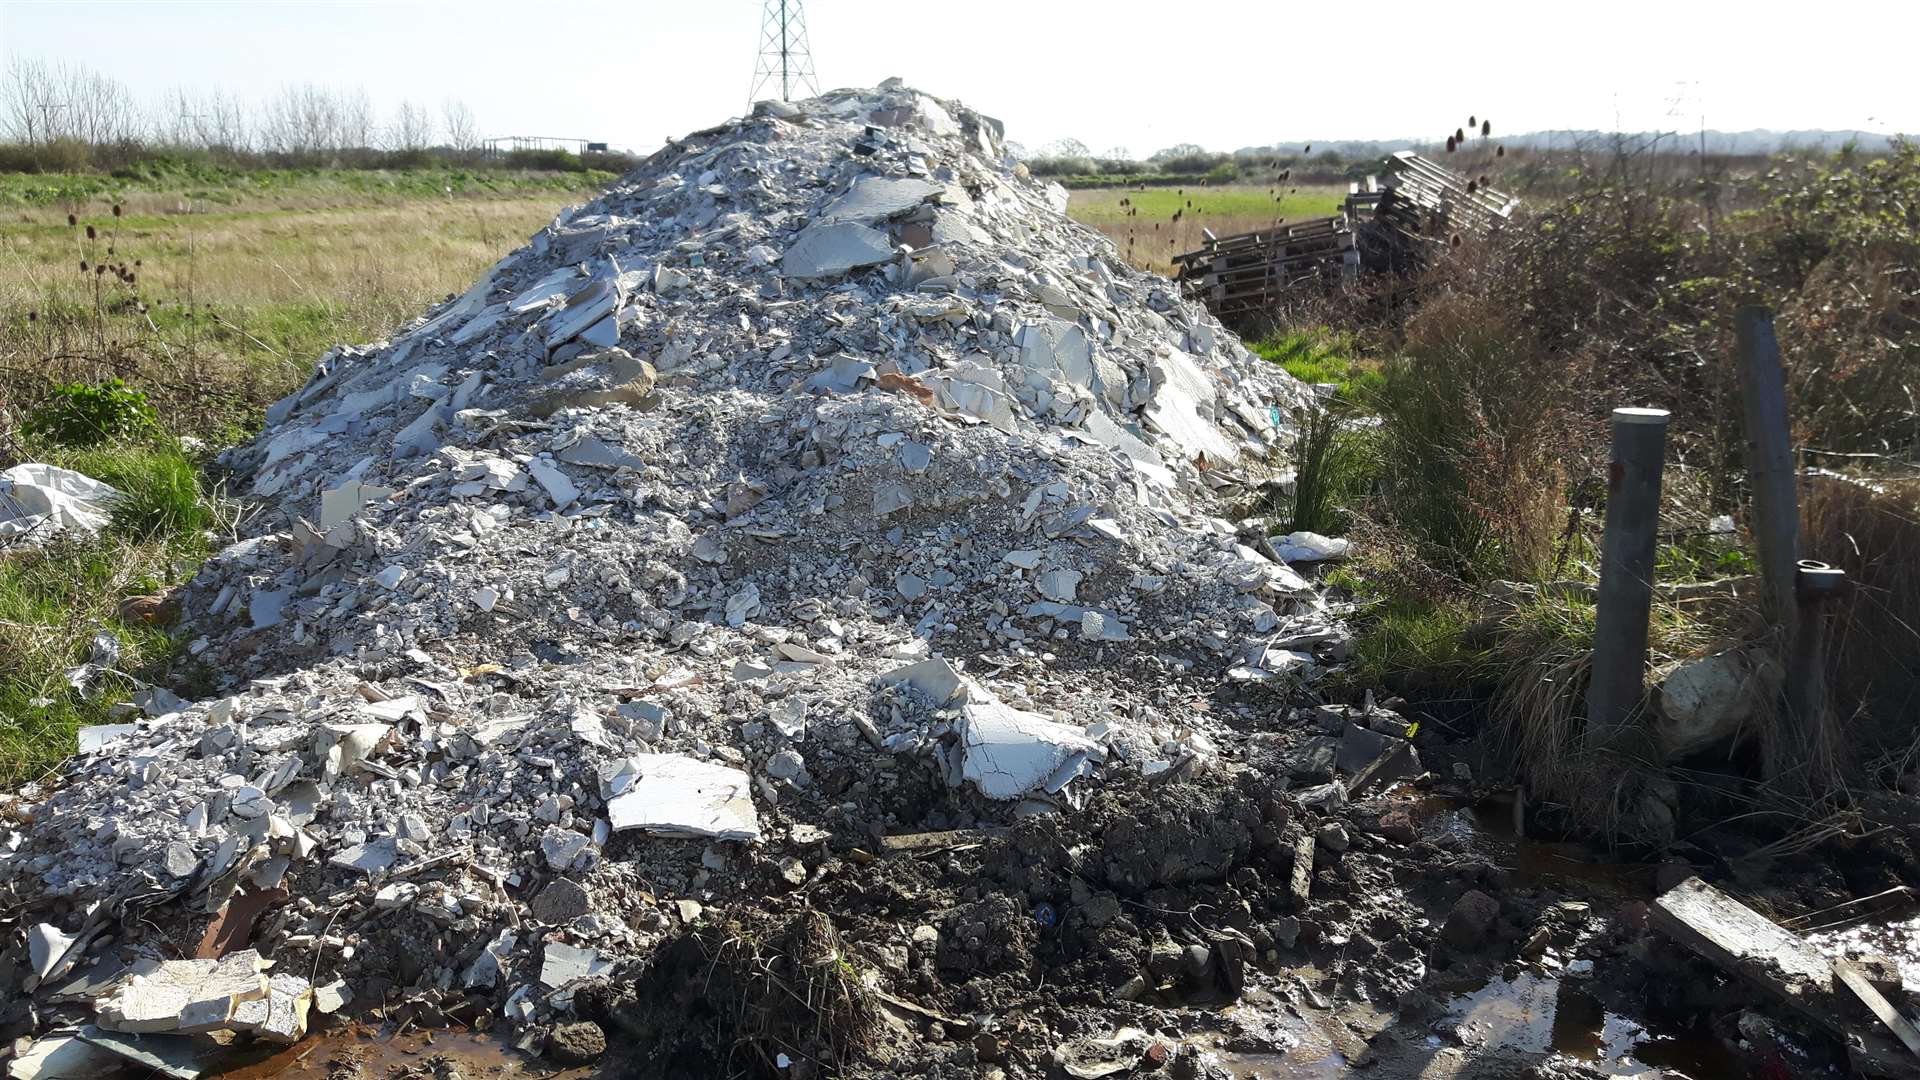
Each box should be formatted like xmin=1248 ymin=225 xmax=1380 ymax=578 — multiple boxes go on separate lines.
xmin=2 ymin=0 xmax=1912 ymax=154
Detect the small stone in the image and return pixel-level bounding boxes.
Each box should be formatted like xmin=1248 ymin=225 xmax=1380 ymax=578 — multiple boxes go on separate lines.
xmin=1376 ymin=809 xmax=1418 ymax=844
xmin=540 ymin=825 xmax=591 ymax=870
xmin=1442 ymin=889 xmax=1500 ymax=950
xmin=1079 ymin=893 xmax=1121 ymax=928
xmin=531 ymin=877 xmax=591 ymax=923
xmin=546 ymin=1021 xmax=607 ymax=1066
xmin=766 ymin=749 xmax=808 ymax=784
xmin=1180 ymin=943 xmax=1213 ymax=983
xmin=1315 ymin=822 xmax=1350 ymax=852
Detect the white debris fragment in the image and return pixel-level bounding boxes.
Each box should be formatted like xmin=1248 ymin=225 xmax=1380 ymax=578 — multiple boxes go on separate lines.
xmin=539 ymin=942 xmax=612 ymax=988
xmin=0 ymin=464 xmax=120 ymax=547
xmin=957 ymin=691 xmax=1103 ymax=801
xmin=780 ymin=221 xmax=896 ymax=278
xmin=94 ymin=950 xmax=271 ymax=1035
xmin=605 ymin=754 xmax=761 ymax=841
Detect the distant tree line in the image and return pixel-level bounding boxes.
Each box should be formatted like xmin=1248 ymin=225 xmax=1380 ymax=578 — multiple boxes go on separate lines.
xmin=0 ymin=55 xmax=633 ymax=173
xmin=1015 ymin=137 xmax=1366 ymax=186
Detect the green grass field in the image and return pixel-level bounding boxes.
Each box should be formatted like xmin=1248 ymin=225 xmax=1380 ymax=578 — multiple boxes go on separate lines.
xmin=1067 ymin=183 xmax=1347 ymax=273
xmin=0 ymin=164 xmax=614 ymax=212
xmin=1067 ymin=183 xmax=1345 ymax=226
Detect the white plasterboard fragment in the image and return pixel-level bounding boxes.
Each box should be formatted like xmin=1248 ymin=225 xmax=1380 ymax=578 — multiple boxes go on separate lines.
xmin=875 ymin=658 xmax=969 ymax=707
xmin=817 ymin=176 xmax=943 ymax=225
xmin=1143 ymin=351 xmax=1239 ymax=463
xmin=6 ymin=1034 xmax=121 ymax=1080
xmin=957 ymin=691 xmax=1101 ymax=800
xmin=28 ymin=923 xmax=78 ymax=979
xmin=605 ymin=754 xmax=760 ymax=841
xmin=539 ymin=942 xmax=612 ymax=988
xmin=527 ymin=458 xmax=579 ymax=509
xmin=318 ymin=480 xmax=396 ymax=531
xmin=75 ymin=724 xmax=138 ymax=755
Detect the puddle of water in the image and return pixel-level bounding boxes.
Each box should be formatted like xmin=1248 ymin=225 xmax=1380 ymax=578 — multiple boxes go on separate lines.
xmin=215 ymin=1025 xmax=574 ymax=1079
xmin=1396 ymin=792 xmax=1653 ymax=897
xmin=1444 ymin=970 xmax=1741 ymax=1078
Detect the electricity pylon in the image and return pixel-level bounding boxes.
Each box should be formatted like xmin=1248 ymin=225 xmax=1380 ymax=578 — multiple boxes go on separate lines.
xmin=748 ymin=0 xmax=821 ymax=105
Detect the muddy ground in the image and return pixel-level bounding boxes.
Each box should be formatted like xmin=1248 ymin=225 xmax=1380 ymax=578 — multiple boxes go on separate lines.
xmin=162 ymin=683 xmax=1920 ymax=1080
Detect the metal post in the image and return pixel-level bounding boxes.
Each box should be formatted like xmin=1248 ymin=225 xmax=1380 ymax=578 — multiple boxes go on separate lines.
xmin=1586 ymin=407 xmax=1670 ymax=745
xmin=1735 ymin=306 xmax=1800 ymax=633
xmin=779 ymin=0 xmax=790 ymax=102
xmin=1777 ymin=560 xmax=1846 ymax=785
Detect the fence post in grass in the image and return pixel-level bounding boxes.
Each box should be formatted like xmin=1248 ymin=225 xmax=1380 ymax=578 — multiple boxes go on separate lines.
xmin=1586 ymin=407 xmax=1670 ymax=747
xmin=1735 ymin=306 xmax=1800 ymax=634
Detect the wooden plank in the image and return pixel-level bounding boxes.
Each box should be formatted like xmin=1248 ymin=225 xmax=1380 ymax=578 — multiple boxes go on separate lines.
xmin=879 ymin=827 xmax=1008 ymax=853
xmin=1835 ymin=958 xmax=1920 ymax=1060
xmin=1288 ymin=831 xmax=1316 ymax=909
xmin=1653 ymin=876 xmax=1920 ymax=1078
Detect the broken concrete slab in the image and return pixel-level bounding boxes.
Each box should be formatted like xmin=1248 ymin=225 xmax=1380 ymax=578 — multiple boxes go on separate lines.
xmin=780 ymin=222 xmax=896 ymax=278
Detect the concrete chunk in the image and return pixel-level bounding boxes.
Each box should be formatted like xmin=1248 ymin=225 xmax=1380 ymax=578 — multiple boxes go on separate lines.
xmin=781 ymin=222 xmax=895 ymax=278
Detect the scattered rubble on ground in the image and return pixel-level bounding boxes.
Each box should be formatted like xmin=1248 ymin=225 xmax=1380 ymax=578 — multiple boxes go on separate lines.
xmin=4 ymin=80 xmax=1915 ymax=1080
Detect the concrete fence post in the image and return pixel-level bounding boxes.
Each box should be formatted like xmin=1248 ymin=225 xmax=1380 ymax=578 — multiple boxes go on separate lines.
xmin=1586 ymin=407 xmax=1670 ymax=746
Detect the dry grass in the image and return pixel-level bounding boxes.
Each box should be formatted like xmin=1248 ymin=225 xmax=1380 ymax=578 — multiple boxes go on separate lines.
xmin=1 ymin=195 xmax=575 ymax=435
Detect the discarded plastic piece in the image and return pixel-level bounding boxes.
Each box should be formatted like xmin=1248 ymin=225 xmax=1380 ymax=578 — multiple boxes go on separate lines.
xmin=1272 ymin=531 xmax=1350 ymax=563
xmin=1053 ymin=1027 xmax=1154 ymax=1079
xmin=605 ymin=754 xmax=761 ymax=841
xmin=0 ymin=464 xmax=119 ymax=547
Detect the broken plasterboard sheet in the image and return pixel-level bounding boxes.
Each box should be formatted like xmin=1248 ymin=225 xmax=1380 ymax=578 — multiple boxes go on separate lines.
xmin=93 ymin=950 xmax=270 ymax=1035
xmin=817 ymin=176 xmax=944 ymax=226
xmin=957 ymin=691 xmax=1102 ymax=800
xmin=605 ymin=754 xmax=760 ymax=841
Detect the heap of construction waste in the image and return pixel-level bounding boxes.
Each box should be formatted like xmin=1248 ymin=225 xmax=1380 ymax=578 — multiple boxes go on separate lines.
xmin=0 ymin=80 xmax=1339 ymax=1061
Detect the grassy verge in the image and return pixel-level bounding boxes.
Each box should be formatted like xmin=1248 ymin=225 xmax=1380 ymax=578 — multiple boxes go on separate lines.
xmin=0 ymin=164 xmax=614 ymax=213
xmin=0 ymin=440 xmax=224 ymax=785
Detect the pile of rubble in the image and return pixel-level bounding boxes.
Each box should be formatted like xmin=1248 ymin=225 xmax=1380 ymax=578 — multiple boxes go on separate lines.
xmin=0 ymin=81 xmax=1383 ymax=1073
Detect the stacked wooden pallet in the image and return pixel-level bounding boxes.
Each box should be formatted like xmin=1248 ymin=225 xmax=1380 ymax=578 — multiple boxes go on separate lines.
xmin=1170 ymin=215 xmax=1359 ymax=324
xmin=1174 ymin=153 xmax=1518 ymax=326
